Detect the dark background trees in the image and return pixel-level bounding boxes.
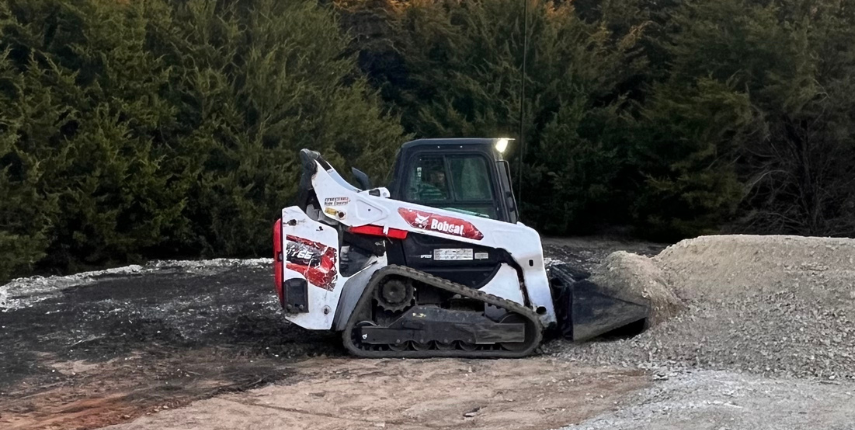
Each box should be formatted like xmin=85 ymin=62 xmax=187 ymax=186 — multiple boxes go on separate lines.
xmin=347 ymin=0 xmax=855 ymax=239
xmin=0 ymin=0 xmax=404 ymax=280
xmin=1 ymin=0 xmax=853 ymax=281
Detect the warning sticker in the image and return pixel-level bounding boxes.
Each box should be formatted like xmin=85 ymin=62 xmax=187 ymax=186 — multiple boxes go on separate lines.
xmin=433 ymin=248 xmax=474 ymax=261
xmin=324 ymin=197 xmax=349 ymax=206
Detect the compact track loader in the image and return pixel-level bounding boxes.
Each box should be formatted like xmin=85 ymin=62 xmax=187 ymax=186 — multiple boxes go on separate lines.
xmin=273 ymin=138 xmax=648 ymax=358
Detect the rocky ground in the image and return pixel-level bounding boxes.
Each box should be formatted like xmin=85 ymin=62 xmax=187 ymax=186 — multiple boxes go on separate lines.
xmin=560 ymin=368 xmax=855 ymax=430
xmin=550 ymin=235 xmax=855 ymax=430
xmin=2 ymin=235 xmax=855 ymax=429
xmin=549 ymin=235 xmax=855 ymax=381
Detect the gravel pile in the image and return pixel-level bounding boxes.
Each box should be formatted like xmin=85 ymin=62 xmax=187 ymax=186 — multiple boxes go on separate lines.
xmin=549 ymin=235 xmax=855 ymax=381
xmin=590 ymin=251 xmax=685 ymax=325
xmin=559 ymin=368 xmax=855 ymax=430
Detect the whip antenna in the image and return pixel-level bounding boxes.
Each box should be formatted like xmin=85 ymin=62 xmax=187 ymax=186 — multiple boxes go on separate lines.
xmin=515 ymin=0 xmax=529 ymax=216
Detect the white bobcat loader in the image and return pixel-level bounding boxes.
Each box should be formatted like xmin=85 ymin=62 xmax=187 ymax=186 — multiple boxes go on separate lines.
xmin=273 ymin=138 xmax=648 ymax=357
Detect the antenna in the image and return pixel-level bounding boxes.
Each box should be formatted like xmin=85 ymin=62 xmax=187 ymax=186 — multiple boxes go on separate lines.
xmin=516 ymin=0 xmax=529 ymax=216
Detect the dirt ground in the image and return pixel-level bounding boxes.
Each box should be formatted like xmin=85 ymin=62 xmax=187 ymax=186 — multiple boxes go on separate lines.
xmin=5 ymin=235 xmax=855 ymax=430
xmin=0 ymin=237 xmax=659 ymax=430
xmin=104 ymin=358 xmax=647 ymax=430
xmin=0 ymin=265 xmax=339 ymax=429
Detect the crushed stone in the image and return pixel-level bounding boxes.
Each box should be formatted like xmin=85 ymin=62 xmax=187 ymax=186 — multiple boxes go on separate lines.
xmin=550 ymin=235 xmax=855 ymax=380
xmin=590 ymin=251 xmax=685 ymax=325
xmin=558 ymin=368 xmax=855 ymax=430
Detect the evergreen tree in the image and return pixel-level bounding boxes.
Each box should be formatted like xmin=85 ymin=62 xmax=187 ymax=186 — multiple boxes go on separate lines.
xmin=376 ymin=0 xmax=645 ymax=233
xmin=3 ymin=0 xmax=854 ymax=282
xmin=0 ymin=0 xmax=188 ymax=276
xmin=0 ymin=0 xmax=404 ymax=281
xmin=638 ymin=0 xmax=855 ymax=237
xmin=144 ymin=0 xmax=405 ymax=256
xmin=736 ymin=0 xmax=855 ymax=236
xmin=628 ymin=78 xmax=752 ymax=239
xmin=0 ymin=49 xmax=57 ymax=281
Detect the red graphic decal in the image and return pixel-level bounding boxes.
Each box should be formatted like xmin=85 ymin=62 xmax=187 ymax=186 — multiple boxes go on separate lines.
xmin=285 ymin=235 xmax=338 ymax=290
xmin=350 ymin=225 xmax=408 ymax=240
xmin=397 ymin=208 xmax=484 ymax=240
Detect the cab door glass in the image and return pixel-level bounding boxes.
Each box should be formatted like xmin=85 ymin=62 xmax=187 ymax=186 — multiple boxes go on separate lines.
xmin=405 ymin=154 xmax=498 ymax=220
xmin=449 ymin=156 xmax=492 ymax=201
xmin=406 ymin=155 xmax=450 ymax=202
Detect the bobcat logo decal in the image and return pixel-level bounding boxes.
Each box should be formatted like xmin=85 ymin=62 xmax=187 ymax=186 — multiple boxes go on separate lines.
xmin=414 ymin=213 xmax=430 ymax=228
xmin=397 ymin=208 xmax=484 ymax=240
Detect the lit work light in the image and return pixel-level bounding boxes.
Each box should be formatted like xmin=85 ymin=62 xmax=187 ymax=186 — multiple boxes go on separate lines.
xmin=495 ymin=137 xmax=513 ymax=153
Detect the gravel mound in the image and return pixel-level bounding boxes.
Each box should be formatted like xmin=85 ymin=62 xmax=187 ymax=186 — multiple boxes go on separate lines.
xmin=656 ymin=235 xmax=855 ymax=303
xmin=551 ymin=235 xmax=855 ymax=381
xmin=590 ymin=251 xmax=685 ymax=325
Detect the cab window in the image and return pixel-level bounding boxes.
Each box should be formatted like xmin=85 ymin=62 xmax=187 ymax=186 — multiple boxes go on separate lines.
xmin=409 ymin=155 xmax=449 ymax=202
xmin=449 ymin=156 xmax=492 ymax=201
xmin=405 ymin=154 xmax=497 ymax=219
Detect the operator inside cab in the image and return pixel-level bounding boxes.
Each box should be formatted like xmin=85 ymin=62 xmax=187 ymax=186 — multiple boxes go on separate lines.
xmin=416 ymin=158 xmax=449 ymax=201
xmin=405 ymin=151 xmax=498 ymax=219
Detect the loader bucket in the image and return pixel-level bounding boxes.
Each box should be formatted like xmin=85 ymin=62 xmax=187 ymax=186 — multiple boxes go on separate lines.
xmin=549 ymin=263 xmax=649 ymax=342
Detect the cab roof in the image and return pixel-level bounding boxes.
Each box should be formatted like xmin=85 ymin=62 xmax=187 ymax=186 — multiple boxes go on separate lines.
xmin=400 ymin=138 xmax=498 ymax=150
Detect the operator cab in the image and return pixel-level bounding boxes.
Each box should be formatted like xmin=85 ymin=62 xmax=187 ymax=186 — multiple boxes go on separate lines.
xmin=382 ymin=138 xmax=521 ymax=289
xmin=387 ymin=138 xmax=519 ymax=224
xmin=296 ymin=138 xmax=523 ymax=290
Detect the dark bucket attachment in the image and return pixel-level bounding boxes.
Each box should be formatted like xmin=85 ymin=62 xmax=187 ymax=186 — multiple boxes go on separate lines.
xmin=549 ymin=263 xmax=649 ymax=342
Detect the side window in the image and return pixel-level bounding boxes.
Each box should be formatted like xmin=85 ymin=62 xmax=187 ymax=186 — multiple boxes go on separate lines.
xmin=404 ymin=153 xmax=499 ymax=220
xmin=449 ymin=156 xmax=492 ymax=201
xmin=406 ymin=155 xmax=450 ymax=202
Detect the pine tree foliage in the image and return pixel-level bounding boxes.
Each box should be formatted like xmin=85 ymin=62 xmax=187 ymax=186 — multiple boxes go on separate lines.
xmin=0 ymin=0 xmax=403 ymax=281
xmin=736 ymin=0 xmax=855 ymax=236
xmin=2 ymin=0 xmax=855 ymax=281
xmin=629 ymin=79 xmax=753 ymax=239
xmin=1 ymin=0 xmax=187 ymax=275
xmin=642 ymin=0 xmax=855 ymax=237
xmin=376 ymin=0 xmax=646 ymax=233
xmin=142 ymin=0 xmax=405 ymax=256
xmin=354 ymin=0 xmax=855 ymax=238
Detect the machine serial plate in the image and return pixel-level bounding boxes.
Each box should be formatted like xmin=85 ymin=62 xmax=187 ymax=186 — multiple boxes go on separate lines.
xmin=433 ymin=248 xmax=473 ymax=261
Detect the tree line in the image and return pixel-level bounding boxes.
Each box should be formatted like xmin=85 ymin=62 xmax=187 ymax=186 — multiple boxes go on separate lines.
xmin=1 ymin=0 xmax=853 ymax=281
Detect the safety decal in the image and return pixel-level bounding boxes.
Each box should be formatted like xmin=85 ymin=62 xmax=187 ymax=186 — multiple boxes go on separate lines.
xmin=397 ymin=208 xmax=484 ymax=240
xmin=324 ymin=197 xmax=349 ymax=206
xmin=285 ymin=235 xmax=338 ymax=290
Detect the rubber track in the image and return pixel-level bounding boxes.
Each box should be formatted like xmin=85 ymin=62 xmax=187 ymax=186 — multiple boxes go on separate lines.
xmin=342 ymin=265 xmax=543 ymax=358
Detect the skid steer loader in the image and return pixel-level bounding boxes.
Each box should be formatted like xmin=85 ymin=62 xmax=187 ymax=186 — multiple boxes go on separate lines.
xmin=273 ymin=138 xmax=648 ymax=358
